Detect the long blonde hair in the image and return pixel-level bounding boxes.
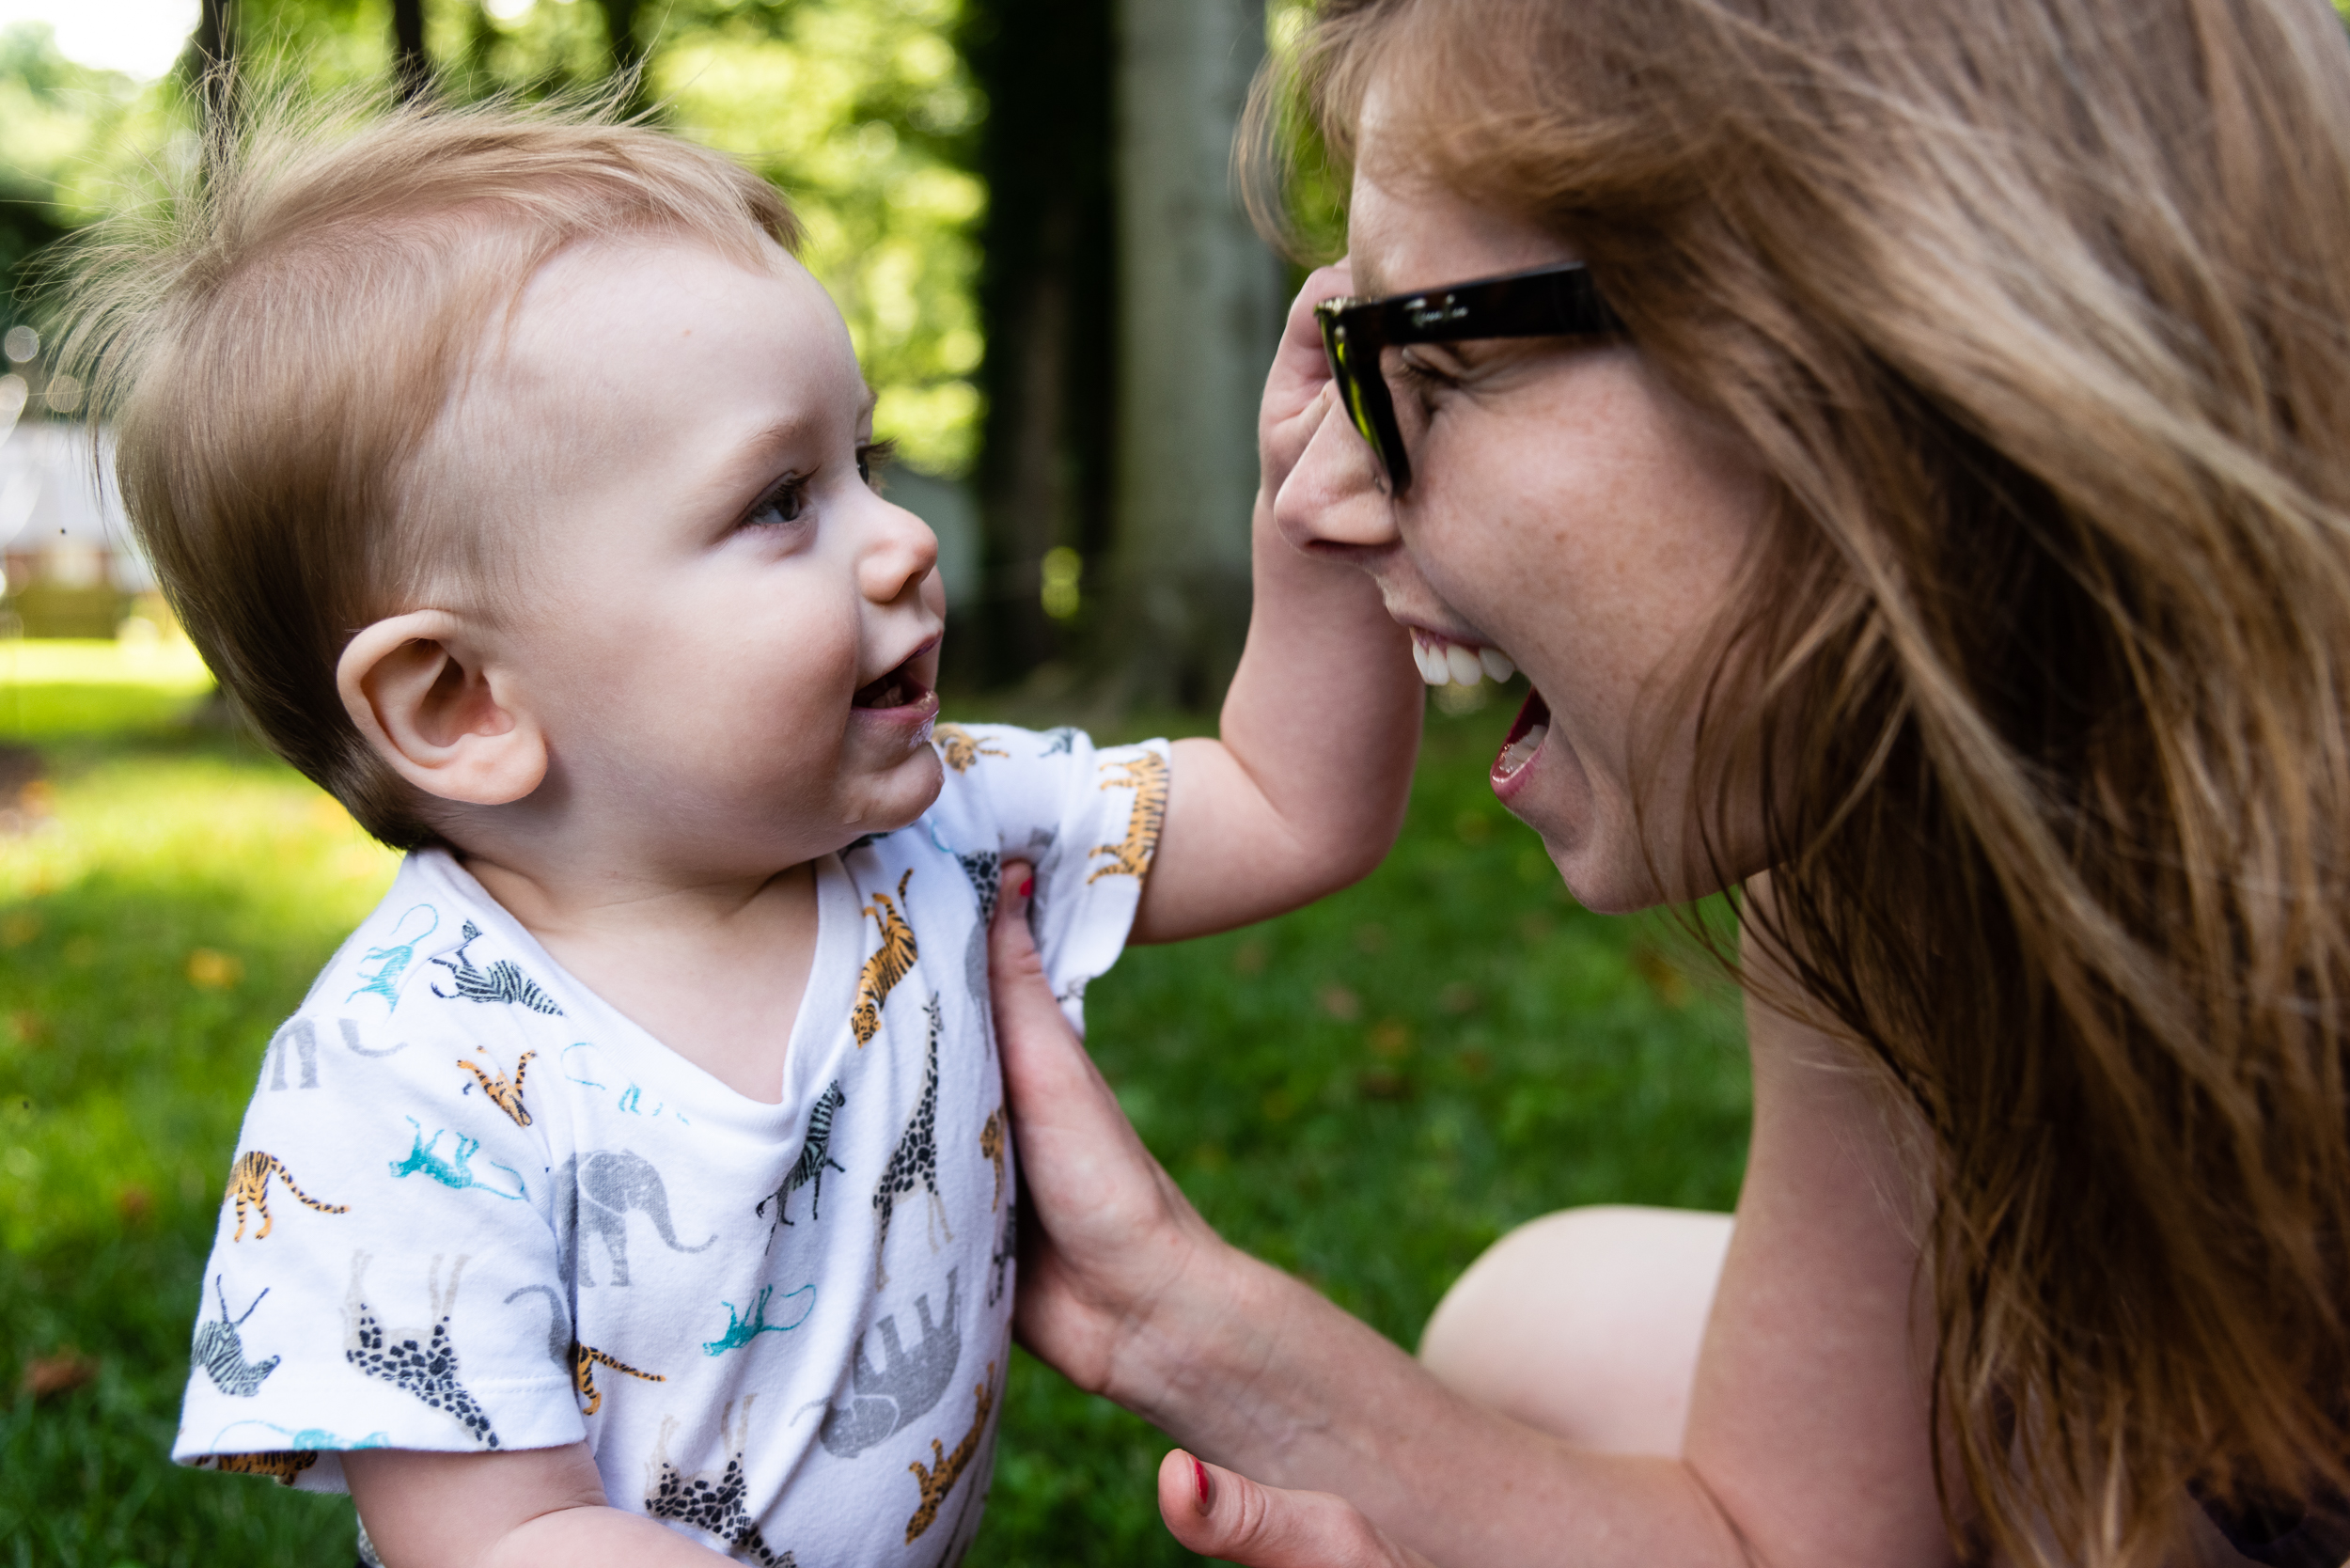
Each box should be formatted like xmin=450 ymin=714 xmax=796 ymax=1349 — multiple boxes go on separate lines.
xmin=1262 ymin=1 xmax=2350 ymax=1561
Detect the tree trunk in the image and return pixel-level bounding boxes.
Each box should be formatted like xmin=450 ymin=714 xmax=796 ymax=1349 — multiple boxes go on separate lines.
xmin=600 ymin=0 xmax=650 ymax=114
xmin=957 ymin=0 xmax=1117 ymax=692
xmin=1109 ymin=0 xmax=1286 ymax=708
xmin=187 ymin=0 xmax=238 ymax=133
xmin=392 ymin=0 xmax=431 ymax=102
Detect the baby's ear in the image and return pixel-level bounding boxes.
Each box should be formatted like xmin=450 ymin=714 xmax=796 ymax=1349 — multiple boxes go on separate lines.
xmin=336 ymin=611 xmax=547 ymax=806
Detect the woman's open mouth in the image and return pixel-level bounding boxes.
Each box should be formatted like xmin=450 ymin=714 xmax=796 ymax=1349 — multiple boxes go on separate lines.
xmin=1492 ymin=686 xmax=1550 ymax=791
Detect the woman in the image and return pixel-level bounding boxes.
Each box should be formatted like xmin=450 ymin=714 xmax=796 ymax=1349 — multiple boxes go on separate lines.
xmin=986 ymin=1 xmax=2350 ymax=1564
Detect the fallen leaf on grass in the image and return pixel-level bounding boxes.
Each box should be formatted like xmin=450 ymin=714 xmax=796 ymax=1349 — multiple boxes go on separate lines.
xmin=23 ymin=1348 xmax=97 ymax=1401
xmin=186 ymin=949 xmax=243 ymax=990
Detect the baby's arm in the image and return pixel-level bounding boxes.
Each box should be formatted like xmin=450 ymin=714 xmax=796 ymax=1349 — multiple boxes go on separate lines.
xmin=346 ymin=1445 xmax=730 ymax=1566
xmin=1132 ymin=263 xmax=1422 ymax=944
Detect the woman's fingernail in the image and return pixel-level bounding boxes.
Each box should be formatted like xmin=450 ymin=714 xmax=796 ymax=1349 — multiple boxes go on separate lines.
xmin=1192 ymin=1455 xmax=1213 ymax=1513
xmin=1020 ymin=875 xmax=1034 ymax=899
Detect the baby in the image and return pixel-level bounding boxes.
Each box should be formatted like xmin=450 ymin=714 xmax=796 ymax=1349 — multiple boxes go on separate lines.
xmin=76 ymin=103 xmax=1419 ymax=1567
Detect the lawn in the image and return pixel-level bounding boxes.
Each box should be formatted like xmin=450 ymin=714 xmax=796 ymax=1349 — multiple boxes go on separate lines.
xmin=0 ymin=646 xmax=1751 ymax=1567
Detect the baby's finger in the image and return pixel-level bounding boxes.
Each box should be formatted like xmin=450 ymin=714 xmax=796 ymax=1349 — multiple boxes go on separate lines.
xmin=1157 ymin=1451 xmax=1436 ymax=1568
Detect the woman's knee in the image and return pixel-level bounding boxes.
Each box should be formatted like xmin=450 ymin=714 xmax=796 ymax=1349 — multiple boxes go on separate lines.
xmin=1418 ymin=1205 xmax=1732 ymax=1457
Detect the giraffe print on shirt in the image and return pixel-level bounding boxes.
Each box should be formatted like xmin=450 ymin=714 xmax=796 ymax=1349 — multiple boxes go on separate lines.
xmin=872 ymin=994 xmax=950 ymax=1289
xmin=343 ymin=1252 xmax=499 ymax=1448
xmin=645 ymin=1399 xmax=796 ymax=1566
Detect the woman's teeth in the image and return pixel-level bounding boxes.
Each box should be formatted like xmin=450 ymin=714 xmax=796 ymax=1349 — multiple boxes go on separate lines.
xmin=1412 ymin=634 xmax=1515 ymax=688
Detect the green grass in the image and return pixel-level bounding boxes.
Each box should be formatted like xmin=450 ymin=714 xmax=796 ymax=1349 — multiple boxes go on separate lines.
xmin=0 ymin=660 xmax=1751 ymax=1567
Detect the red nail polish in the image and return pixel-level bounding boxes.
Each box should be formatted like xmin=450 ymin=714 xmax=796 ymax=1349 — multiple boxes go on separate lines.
xmin=1020 ymin=875 xmax=1034 ymax=899
xmin=1192 ymin=1455 xmax=1213 ymax=1513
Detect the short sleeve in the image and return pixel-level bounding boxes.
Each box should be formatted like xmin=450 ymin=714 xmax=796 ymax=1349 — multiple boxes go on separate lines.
xmin=173 ymin=976 xmax=582 ymax=1492
xmin=925 ymin=722 xmax=1170 ymax=1033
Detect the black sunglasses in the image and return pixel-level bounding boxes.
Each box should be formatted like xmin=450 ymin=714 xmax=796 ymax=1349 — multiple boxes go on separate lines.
xmin=1312 ymin=259 xmax=1626 ymax=494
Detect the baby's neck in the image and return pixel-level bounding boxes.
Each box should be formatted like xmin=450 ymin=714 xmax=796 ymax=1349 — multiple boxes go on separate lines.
xmin=462 ymin=845 xmax=823 ymax=1105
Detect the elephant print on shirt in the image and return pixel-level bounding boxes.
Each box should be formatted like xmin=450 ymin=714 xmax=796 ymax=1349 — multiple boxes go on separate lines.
xmin=819 ymin=1267 xmax=962 ymax=1459
xmin=555 ymin=1151 xmax=715 ymax=1289
xmin=507 ymin=1282 xmax=666 ymax=1415
xmin=954 ymin=851 xmax=1001 ymax=1011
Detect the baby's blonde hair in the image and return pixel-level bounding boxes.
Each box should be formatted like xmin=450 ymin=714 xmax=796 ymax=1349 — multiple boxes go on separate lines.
xmin=59 ymin=95 xmax=801 ymax=846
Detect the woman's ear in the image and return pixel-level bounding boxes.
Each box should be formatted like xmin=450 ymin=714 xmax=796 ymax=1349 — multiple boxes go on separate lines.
xmin=336 ymin=611 xmax=547 ymax=807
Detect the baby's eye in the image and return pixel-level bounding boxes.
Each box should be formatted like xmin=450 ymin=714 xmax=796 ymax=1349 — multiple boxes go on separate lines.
xmin=746 ymin=474 xmax=809 ymax=529
xmin=857 ymin=438 xmax=898 ymax=490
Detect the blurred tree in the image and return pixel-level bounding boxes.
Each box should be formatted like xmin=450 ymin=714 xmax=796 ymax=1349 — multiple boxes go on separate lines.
xmin=393 ymin=0 xmax=431 ymax=100
xmin=956 ymin=0 xmax=1115 ymax=688
xmin=596 ymin=0 xmax=645 ymax=113
xmin=0 ymin=0 xmax=982 ymax=481
xmin=1109 ymin=0 xmax=1285 ymax=707
xmin=650 ymin=0 xmax=984 ymax=478
xmin=190 ymin=0 xmax=239 ymax=126
xmin=0 ymin=27 xmax=172 ymax=358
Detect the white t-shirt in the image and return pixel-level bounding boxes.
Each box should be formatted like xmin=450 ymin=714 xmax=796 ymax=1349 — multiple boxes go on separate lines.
xmin=174 ymin=723 xmax=1169 ymax=1568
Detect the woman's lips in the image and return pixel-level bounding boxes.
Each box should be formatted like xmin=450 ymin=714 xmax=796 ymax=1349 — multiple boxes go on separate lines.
xmin=1490 ymin=686 xmax=1550 ymax=798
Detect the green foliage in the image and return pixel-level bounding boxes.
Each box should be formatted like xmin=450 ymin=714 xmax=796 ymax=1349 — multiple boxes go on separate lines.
xmin=1 ymin=0 xmax=984 ymax=472
xmin=0 ymin=682 xmax=1748 ymax=1565
xmin=0 ymin=25 xmax=176 ymax=338
xmin=653 ymin=0 xmax=984 ymax=474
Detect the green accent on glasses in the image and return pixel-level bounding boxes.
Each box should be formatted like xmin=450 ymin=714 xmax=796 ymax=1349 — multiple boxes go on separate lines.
xmin=1312 ymin=259 xmax=1626 ymax=495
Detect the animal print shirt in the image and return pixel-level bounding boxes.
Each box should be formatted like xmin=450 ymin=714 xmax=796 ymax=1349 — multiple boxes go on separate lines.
xmin=173 ymin=723 xmax=1170 ymax=1568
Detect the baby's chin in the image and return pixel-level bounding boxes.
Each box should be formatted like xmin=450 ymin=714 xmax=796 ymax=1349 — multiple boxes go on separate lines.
xmin=827 ymin=750 xmax=945 ymax=855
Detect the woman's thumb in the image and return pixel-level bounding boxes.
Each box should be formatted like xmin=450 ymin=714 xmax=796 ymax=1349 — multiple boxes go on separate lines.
xmin=1157 ymin=1450 xmax=1434 ymax=1568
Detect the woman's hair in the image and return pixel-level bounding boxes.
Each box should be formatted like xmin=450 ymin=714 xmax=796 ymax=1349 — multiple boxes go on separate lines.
xmin=1261 ymin=1 xmax=2350 ymax=1561
xmin=55 ymin=94 xmax=799 ymax=847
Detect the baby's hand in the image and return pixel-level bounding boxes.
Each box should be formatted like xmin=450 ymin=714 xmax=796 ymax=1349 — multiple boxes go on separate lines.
xmin=1258 ymin=262 xmax=1355 ymax=513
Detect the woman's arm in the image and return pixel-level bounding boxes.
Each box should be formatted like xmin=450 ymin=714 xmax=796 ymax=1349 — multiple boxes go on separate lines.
xmin=1127 ymin=265 xmax=1424 ymax=944
xmin=995 ymin=869 xmax=1955 ymax=1567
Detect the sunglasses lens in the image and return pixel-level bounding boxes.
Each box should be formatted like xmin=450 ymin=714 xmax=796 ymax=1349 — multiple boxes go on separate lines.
xmin=1318 ymin=316 xmax=1397 ymax=482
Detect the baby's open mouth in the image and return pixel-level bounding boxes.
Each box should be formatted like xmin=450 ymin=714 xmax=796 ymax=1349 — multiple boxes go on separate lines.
xmin=852 ymin=658 xmax=928 ymax=711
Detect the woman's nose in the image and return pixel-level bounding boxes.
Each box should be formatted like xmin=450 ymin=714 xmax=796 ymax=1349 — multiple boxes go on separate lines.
xmin=1275 ymin=397 xmax=1400 ymax=561
xmin=861 ymin=500 xmax=941 ymax=606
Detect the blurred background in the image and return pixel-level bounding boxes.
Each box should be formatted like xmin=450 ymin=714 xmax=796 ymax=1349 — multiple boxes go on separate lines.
xmin=0 ymin=3 xmax=1751 ymax=1563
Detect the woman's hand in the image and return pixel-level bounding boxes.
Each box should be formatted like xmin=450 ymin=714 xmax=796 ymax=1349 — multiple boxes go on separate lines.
xmin=989 ymin=861 xmax=1234 ymax=1397
xmin=1158 ymin=1451 xmax=1436 ymax=1568
xmin=1258 ymin=262 xmax=1355 ymax=513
